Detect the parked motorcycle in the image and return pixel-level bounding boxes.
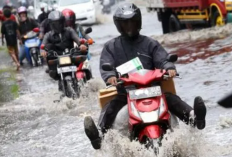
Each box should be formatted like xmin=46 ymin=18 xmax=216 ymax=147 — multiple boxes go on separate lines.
xmin=23 ymin=27 xmax=42 ymax=67
xmin=100 ymin=54 xmax=179 ymax=153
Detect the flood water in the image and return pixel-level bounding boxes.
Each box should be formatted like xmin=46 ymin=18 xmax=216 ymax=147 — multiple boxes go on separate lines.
xmin=0 ymin=2 xmax=232 ymax=157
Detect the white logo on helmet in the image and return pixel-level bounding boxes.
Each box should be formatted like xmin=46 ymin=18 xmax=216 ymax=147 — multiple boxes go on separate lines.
xmin=123 ymin=11 xmax=133 ymax=15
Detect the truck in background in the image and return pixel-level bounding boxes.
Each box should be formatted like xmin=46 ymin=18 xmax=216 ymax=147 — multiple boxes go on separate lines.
xmin=146 ymin=0 xmax=232 ymax=34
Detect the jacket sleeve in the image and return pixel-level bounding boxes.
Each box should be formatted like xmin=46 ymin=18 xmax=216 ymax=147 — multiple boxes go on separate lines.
xmin=42 ymin=33 xmax=49 ymax=48
xmin=69 ymin=27 xmax=80 ymax=45
xmin=79 ymin=25 xmax=91 ymax=40
xmin=100 ymin=43 xmax=116 ymax=83
xmin=152 ymin=40 xmax=176 ymax=70
xmin=39 ymin=20 xmax=45 ymax=35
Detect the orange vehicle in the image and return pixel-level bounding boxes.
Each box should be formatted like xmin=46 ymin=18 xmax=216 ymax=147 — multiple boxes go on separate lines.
xmin=146 ymin=0 xmax=232 ymax=34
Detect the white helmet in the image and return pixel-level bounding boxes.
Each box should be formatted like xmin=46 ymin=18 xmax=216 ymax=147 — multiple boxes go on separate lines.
xmin=28 ymin=6 xmax=34 ymax=11
xmin=40 ymin=3 xmax=47 ymax=9
xmin=18 ymin=6 xmax=27 ymax=14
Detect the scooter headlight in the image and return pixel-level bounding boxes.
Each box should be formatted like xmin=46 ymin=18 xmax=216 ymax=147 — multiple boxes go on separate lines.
xmin=59 ymin=56 xmax=71 ymax=65
xmin=139 ymin=110 xmax=159 ymax=123
xmin=137 ymin=98 xmax=167 ymax=123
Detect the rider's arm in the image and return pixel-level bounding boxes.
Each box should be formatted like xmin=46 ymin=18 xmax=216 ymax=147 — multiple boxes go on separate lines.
xmin=40 ymin=32 xmax=51 ymax=57
xmin=69 ymin=27 xmax=80 ymax=45
xmin=78 ymin=25 xmax=91 ymax=40
xmin=100 ymin=42 xmax=116 ymax=83
xmin=39 ymin=20 xmax=45 ymax=39
xmin=152 ymin=40 xmax=176 ymax=70
xmin=42 ymin=33 xmax=49 ymax=45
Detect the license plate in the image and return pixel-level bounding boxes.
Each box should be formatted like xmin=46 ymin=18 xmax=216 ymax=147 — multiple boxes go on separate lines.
xmin=57 ymin=66 xmax=76 ymax=74
xmin=129 ymin=86 xmax=162 ymax=100
xmin=59 ymin=56 xmax=71 ymax=65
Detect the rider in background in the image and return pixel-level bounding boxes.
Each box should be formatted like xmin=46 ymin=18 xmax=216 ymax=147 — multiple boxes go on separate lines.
xmin=61 ymin=9 xmax=92 ymax=60
xmin=38 ymin=4 xmax=48 ymax=24
xmin=40 ymin=11 xmax=88 ymax=81
xmin=17 ymin=6 xmax=38 ymax=65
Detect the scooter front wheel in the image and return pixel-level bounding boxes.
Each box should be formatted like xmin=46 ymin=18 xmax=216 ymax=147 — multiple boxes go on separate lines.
xmin=32 ymin=53 xmax=38 ymax=67
xmin=145 ymin=137 xmax=161 ymax=155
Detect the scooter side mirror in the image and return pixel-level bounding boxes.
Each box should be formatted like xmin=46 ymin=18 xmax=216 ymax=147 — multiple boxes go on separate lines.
xmin=102 ymin=63 xmax=114 ymax=71
xmin=85 ymin=27 xmax=92 ymax=34
xmin=167 ymin=54 xmax=178 ymax=62
xmin=33 ymin=27 xmax=40 ymax=33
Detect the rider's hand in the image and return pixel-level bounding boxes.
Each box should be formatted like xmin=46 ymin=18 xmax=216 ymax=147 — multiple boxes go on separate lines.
xmin=167 ymin=69 xmax=177 ymax=78
xmin=107 ymin=76 xmax=117 ymax=86
xmin=79 ymin=44 xmax=87 ymax=52
xmin=41 ymin=51 xmax=47 ymax=58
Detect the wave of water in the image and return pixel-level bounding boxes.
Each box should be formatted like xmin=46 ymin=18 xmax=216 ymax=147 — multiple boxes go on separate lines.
xmin=153 ymin=24 xmax=232 ymax=45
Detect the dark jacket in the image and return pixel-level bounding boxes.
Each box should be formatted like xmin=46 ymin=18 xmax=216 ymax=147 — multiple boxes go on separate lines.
xmin=100 ymin=35 xmax=176 ymax=82
xmin=42 ymin=27 xmax=80 ymax=54
xmin=38 ymin=12 xmax=48 ymax=23
xmin=18 ymin=18 xmax=38 ymax=36
xmin=39 ymin=18 xmax=50 ymax=36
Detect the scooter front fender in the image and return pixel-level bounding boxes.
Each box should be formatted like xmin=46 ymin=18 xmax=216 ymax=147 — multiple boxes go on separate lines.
xmin=138 ymin=125 xmax=162 ymax=142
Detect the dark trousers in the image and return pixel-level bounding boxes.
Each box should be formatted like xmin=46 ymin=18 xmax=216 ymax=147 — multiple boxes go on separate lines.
xmin=47 ymin=56 xmax=60 ymax=80
xmin=98 ymin=93 xmax=193 ymax=131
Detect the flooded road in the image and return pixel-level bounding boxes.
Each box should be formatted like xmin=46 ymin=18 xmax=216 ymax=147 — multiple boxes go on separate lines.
xmin=1 ymin=4 xmax=232 ymax=157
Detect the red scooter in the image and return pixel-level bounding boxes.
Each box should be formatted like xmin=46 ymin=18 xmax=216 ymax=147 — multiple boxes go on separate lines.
xmin=102 ymin=54 xmax=179 ymax=152
xmin=76 ymin=38 xmax=94 ymax=85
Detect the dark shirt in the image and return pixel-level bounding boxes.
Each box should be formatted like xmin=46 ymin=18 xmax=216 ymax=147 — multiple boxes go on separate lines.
xmin=38 ymin=12 xmax=48 ymax=23
xmin=19 ymin=18 xmax=38 ymax=36
xmin=1 ymin=20 xmax=18 ymax=46
xmin=42 ymin=27 xmax=80 ymax=55
xmin=40 ymin=18 xmax=50 ymax=35
xmin=75 ymin=24 xmax=91 ymax=40
xmin=100 ymin=35 xmax=176 ymax=82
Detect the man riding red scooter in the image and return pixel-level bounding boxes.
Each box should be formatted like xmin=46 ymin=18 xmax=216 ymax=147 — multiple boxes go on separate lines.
xmin=84 ymin=3 xmax=207 ymax=150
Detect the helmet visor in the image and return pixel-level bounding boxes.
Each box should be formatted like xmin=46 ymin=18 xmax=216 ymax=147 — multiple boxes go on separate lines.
xmin=50 ymin=20 xmax=64 ymax=33
xmin=119 ymin=19 xmax=140 ymax=37
xmin=65 ymin=19 xmax=75 ymax=28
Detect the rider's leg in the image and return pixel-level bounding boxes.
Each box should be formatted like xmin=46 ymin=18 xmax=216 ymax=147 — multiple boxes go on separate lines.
xmin=98 ymin=94 xmax=127 ymax=132
xmin=84 ymin=94 xmax=127 ymax=149
xmin=165 ymin=92 xmax=206 ymax=130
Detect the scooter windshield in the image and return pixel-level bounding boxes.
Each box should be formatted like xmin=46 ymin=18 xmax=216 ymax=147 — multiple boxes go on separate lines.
xmin=25 ymin=31 xmax=37 ymax=39
xmin=131 ymin=69 xmax=151 ymax=76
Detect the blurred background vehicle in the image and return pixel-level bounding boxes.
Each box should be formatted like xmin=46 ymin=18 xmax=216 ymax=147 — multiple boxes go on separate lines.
xmin=57 ymin=0 xmax=96 ymax=25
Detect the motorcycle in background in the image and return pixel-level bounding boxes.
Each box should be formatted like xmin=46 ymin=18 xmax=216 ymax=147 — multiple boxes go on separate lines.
xmin=23 ymin=27 xmax=42 ymax=67
xmin=77 ymin=27 xmax=94 ymax=85
xmin=41 ymin=44 xmax=91 ymax=99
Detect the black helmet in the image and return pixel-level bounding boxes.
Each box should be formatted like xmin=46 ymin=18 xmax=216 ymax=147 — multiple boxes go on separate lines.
xmin=113 ymin=3 xmax=142 ymax=38
xmin=48 ymin=11 xmax=65 ymax=33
